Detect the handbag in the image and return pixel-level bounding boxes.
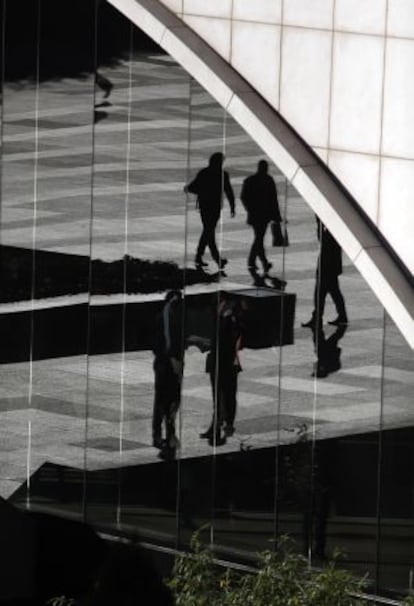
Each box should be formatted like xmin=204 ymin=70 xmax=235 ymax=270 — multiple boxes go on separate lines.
xmin=271 ymin=221 xmax=289 ymax=247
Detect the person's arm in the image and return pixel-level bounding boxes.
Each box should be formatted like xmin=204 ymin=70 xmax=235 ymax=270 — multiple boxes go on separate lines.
xmin=224 ymin=172 xmax=235 ymax=217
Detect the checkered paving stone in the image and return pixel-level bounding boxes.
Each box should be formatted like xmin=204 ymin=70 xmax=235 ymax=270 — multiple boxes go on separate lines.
xmin=0 ymin=54 xmax=412 ymax=498
xmin=71 ymin=437 xmax=148 ymax=452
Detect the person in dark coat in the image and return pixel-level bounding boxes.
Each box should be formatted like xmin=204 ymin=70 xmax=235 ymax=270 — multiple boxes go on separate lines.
xmin=200 ymin=294 xmax=242 ymax=446
xmin=185 ymin=152 xmax=235 ymax=270
xmin=241 ymin=159 xmax=282 ymax=272
xmin=152 ymin=290 xmax=183 ymax=459
xmin=302 ymin=218 xmax=348 ymax=327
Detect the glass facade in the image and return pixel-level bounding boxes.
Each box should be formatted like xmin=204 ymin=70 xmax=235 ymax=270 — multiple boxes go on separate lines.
xmin=0 ymin=1 xmax=413 ymax=599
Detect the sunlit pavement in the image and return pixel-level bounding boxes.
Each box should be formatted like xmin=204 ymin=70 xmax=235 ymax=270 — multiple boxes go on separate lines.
xmin=0 ymin=55 xmax=412 ymax=499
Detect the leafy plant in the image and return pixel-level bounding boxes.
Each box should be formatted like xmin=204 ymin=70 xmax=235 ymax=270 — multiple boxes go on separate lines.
xmin=168 ymin=531 xmax=372 ymax=606
xmin=46 ymin=597 xmax=77 ymax=606
xmin=168 ymin=529 xmax=219 ymax=606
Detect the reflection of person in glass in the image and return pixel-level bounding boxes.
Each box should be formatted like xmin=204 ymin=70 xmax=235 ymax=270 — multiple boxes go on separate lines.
xmin=241 ymin=159 xmax=281 ymax=274
xmin=311 ymin=323 xmax=347 ymax=378
xmin=200 ymin=294 xmax=242 ymax=446
xmin=302 ymin=218 xmax=348 ymax=328
xmin=152 ymin=290 xmax=183 ymax=459
xmin=94 ymin=69 xmax=113 ymax=123
xmin=95 ymin=71 xmax=113 ymax=99
xmin=303 ymin=440 xmax=336 ymax=561
xmin=185 ymin=152 xmax=235 ymax=271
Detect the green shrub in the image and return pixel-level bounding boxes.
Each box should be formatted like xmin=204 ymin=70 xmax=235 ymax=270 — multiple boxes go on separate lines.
xmin=168 ymin=530 xmax=218 ymax=606
xmin=168 ymin=532 xmax=371 ymax=606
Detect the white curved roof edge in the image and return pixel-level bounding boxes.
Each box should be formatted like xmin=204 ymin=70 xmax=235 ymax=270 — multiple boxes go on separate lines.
xmin=109 ymin=0 xmax=414 ymax=349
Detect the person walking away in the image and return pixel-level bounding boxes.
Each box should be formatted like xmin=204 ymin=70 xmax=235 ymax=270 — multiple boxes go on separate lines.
xmin=185 ymin=152 xmax=235 ymax=271
xmin=302 ymin=218 xmax=348 ymax=328
xmin=241 ymin=160 xmax=282 ymax=273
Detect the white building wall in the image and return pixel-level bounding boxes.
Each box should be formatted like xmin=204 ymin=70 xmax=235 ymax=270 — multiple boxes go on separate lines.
xmin=160 ymin=0 xmax=414 ymax=275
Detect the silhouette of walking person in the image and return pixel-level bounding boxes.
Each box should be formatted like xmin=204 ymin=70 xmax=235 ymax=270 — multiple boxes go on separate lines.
xmin=200 ymin=294 xmax=242 ymax=446
xmin=185 ymin=152 xmax=235 ymax=271
xmin=302 ymin=218 xmax=348 ymax=328
xmin=241 ymin=160 xmax=282 ymax=274
xmin=152 ymin=290 xmax=183 ymax=460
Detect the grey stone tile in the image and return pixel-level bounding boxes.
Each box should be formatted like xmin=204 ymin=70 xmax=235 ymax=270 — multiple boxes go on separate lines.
xmin=72 ymin=436 xmax=148 ymax=452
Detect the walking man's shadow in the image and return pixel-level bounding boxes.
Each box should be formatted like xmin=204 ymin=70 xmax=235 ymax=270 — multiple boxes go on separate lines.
xmin=248 ymin=266 xmax=286 ymax=290
xmin=311 ymin=323 xmax=348 ymax=378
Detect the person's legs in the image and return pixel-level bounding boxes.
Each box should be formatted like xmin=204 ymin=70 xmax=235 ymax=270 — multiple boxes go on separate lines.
xmin=314 ymin=271 xmax=328 ymax=324
xmin=248 ymin=225 xmax=259 ymax=268
xmin=302 ymin=268 xmax=327 ymax=327
xmin=256 ymin=223 xmax=270 ymax=270
xmin=200 ymin=371 xmax=216 ymax=438
xmin=152 ymin=360 xmax=167 ymax=447
xmin=204 ymin=217 xmax=221 ymax=265
xmin=195 ymin=230 xmax=207 ymax=264
xmin=165 ymin=375 xmax=181 ymax=448
xmin=205 ymin=372 xmax=226 ymax=445
xmin=196 ymin=213 xmax=221 ymax=265
xmin=248 ymin=223 xmax=268 ymax=269
xmin=224 ymin=370 xmax=238 ymax=435
xmin=328 ymin=276 xmax=348 ymax=323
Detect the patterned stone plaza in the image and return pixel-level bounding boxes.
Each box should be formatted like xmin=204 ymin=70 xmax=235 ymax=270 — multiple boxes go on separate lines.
xmin=0 ymin=53 xmax=412 ymax=500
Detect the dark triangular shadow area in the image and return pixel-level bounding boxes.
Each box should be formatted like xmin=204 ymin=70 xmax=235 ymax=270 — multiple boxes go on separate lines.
xmin=0 ymin=494 xmax=106 ymax=604
xmin=10 ymin=437 xmax=322 ymax=535
xmin=10 ymin=426 xmax=414 ymax=554
xmin=94 ymin=110 xmax=108 ymax=124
